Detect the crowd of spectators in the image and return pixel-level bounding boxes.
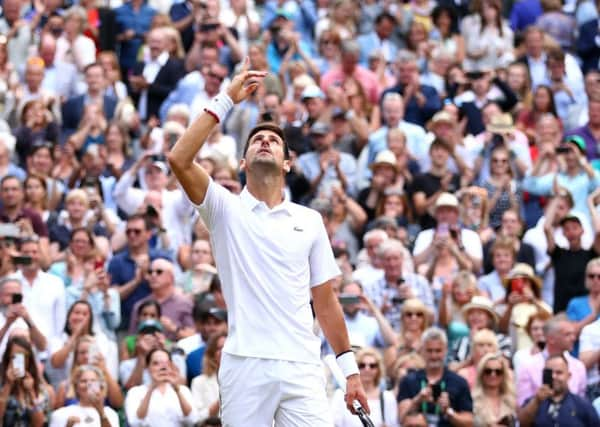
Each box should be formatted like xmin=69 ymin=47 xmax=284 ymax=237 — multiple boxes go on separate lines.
xmin=1 ymin=0 xmax=600 ymax=426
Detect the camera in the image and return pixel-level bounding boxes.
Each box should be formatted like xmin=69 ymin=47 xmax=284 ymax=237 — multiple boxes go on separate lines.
xmin=556 ymin=145 xmax=571 ymax=154
xmin=491 ymin=133 xmax=504 ymax=148
xmin=261 ymin=111 xmax=274 ymax=122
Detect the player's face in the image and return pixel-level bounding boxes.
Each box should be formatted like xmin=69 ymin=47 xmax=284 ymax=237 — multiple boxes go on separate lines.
xmin=242 ymin=130 xmax=289 ymax=174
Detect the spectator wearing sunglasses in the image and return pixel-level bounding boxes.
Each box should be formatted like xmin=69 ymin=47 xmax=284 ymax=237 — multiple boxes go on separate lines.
xmin=128 ymin=258 xmax=194 ymax=342
xmin=472 ymin=353 xmax=517 ymax=426
xmin=331 ymin=347 xmax=398 ymax=427
xmin=108 ymin=214 xmax=171 ymax=331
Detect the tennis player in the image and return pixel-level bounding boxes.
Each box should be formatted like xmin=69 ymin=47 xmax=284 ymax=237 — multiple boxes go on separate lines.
xmin=167 ymin=59 xmax=369 ymax=425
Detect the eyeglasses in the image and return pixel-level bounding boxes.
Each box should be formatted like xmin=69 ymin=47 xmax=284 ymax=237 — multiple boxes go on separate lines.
xmin=587 ymin=273 xmax=600 ymax=280
xmin=404 ymin=311 xmax=424 ymax=318
xmin=483 ymin=368 xmax=503 ymax=376
xmin=492 ymin=158 xmax=508 ymax=163
xmin=147 ymin=268 xmax=165 ymax=276
xmin=321 ymin=39 xmax=336 ymax=45
xmin=358 ymin=363 xmax=378 ymax=370
xmin=126 ymin=228 xmax=143 ymax=236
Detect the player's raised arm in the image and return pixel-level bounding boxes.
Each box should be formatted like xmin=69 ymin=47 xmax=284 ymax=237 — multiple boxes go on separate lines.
xmin=167 ymin=58 xmax=267 ymax=205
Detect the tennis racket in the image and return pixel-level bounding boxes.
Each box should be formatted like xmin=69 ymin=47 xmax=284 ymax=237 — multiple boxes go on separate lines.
xmin=324 ymin=355 xmax=375 ymax=427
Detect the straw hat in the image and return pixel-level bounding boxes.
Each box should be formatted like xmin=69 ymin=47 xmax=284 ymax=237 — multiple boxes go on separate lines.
xmin=461 ymin=296 xmax=498 ymax=325
xmin=486 ymin=113 xmax=515 ymax=134
xmin=369 ymin=150 xmax=398 ymax=172
xmin=435 ymin=192 xmax=459 ymax=210
xmin=502 ymin=263 xmax=542 ymax=290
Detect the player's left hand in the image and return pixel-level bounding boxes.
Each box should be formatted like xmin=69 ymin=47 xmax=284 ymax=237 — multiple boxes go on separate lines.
xmin=345 ymin=374 xmax=370 ymax=414
xmin=226 ymin=57 xmax=267 ymax=104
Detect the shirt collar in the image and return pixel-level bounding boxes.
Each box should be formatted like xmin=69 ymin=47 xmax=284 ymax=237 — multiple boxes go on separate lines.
xmin=152 ymin=51 xmax=169 ymax=67
xmin=240 ymin=186 xmax=292 ymax=216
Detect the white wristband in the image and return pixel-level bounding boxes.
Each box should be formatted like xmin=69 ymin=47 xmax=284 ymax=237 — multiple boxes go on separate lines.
xmin=204 ymin=93 xmax=234 ymax=123
xmin=336 ymin=351 xmax=359 ymax=378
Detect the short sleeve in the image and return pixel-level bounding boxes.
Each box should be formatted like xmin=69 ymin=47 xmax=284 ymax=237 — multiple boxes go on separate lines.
xmin=453 ymin=376 xmax=473 ymax=412
xmin=193 ymin=179 xmax=235 ymax=232
xmin=308 ymin=213 xmax=341 ymax=287
xmin=397 ymin=374 xmax=420 ymax=402
xmin=579 ymin=324 xmax=598 ymax=353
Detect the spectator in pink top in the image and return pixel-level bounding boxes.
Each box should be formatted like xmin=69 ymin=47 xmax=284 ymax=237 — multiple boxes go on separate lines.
xmin=320 ymin=39 xmax=381 ymax=105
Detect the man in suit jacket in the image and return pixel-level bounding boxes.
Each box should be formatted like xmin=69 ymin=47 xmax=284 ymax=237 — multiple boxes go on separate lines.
xmin=129 ymin=27 xmax=185 ymax=120
xmin=357 ymin=12 xmax=400 ymax=67
xmin=61 ymin=62 xmax=117 ymax=138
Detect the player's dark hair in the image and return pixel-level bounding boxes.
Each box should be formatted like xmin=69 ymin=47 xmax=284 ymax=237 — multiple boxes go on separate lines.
xmin=243 ymin=123 xmax=290 ymax=160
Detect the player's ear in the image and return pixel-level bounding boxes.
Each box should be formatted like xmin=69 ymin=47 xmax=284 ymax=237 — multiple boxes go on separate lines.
xmin=239 ymin=158 xmax=246 ymax=172
xmin=283 ymin=159 xmax=290 ymax=173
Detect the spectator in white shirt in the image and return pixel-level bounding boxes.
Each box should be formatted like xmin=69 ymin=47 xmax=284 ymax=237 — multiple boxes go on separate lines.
xmin=113 ymin=153 xmax=195 ymax=254
xmin=12 ymin=237 xmax=66 ymax=344
xmin=0 ymin=277 xmax=46 ymax=357
xmin=413 ymin=192 xmax=483 ymax=274
xmin=125 ymin=348 xmax=199 ymax=427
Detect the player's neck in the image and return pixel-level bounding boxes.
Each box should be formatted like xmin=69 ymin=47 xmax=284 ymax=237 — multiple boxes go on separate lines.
xmin=246 ymin=174 xmax=285 ymax=209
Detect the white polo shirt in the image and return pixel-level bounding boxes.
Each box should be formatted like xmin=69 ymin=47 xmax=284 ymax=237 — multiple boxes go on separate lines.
xmin=195 ymin=180 xmax=340 ymax=364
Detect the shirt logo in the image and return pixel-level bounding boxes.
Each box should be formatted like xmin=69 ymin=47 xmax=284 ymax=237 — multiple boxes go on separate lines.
xmin=293 ymin=226 xmax=303 ymax=232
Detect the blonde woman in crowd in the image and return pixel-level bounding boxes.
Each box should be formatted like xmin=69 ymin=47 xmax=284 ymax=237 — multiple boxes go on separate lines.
xmin=331 ymin=347 xmax=398 ymax=426
xmin=472 ymin=353 xmax=517 ymax=426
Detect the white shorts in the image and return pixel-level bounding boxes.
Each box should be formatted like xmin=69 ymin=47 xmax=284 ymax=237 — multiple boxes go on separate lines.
xmin=218 ymin=353 xmax=333 ymax=427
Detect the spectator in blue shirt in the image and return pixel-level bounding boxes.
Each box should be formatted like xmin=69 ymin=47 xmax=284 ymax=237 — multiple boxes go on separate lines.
xmin=397 ymin=327 xmax=474 ymax=426
xmin=518 ymin=353 xmax=600 ymax=426
xmin=380 ymin=50 xmax=441 ymax=128
xmin=108 ymin=213 xmax=171 ymax=330
xmin=114 ymin=0 xmax=156 ymax=75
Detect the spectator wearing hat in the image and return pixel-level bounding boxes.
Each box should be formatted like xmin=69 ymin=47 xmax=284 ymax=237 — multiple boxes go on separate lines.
xmin=425 ymin=110 xmax=471 ymax=176
xmin=450 ymin=295 xmax=512 ymax=366
xmin=128 ymin=258 xmax=194 ymax=342
xmin=297 ymin=121 xmax=357 ymax=197
xmin=545 ymin=192 xmax=600 ymax=313
xmin=113 ymin=152 xmax=195 ymax=254
xmin=410 ymin=139 xmax=462 ymax=230
xmin=523 ymin=134 xmax=600 ymax=218
xmin=381 ymin=50 xmax=441 ymax=128
xmin=357 ymin=149 xmax=402 ymax=222
xmin=472 ymin=108 xmax=532 ymax=186
xmin=517 ymin=316 xmax=587 ymax=406
xmin=499 ymin=263 xmax=552 ymax=351
xmin=182 ymin=299 xmax=227 ymax=383
xmin=413 ymin=192 xmax=483 ymax=274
